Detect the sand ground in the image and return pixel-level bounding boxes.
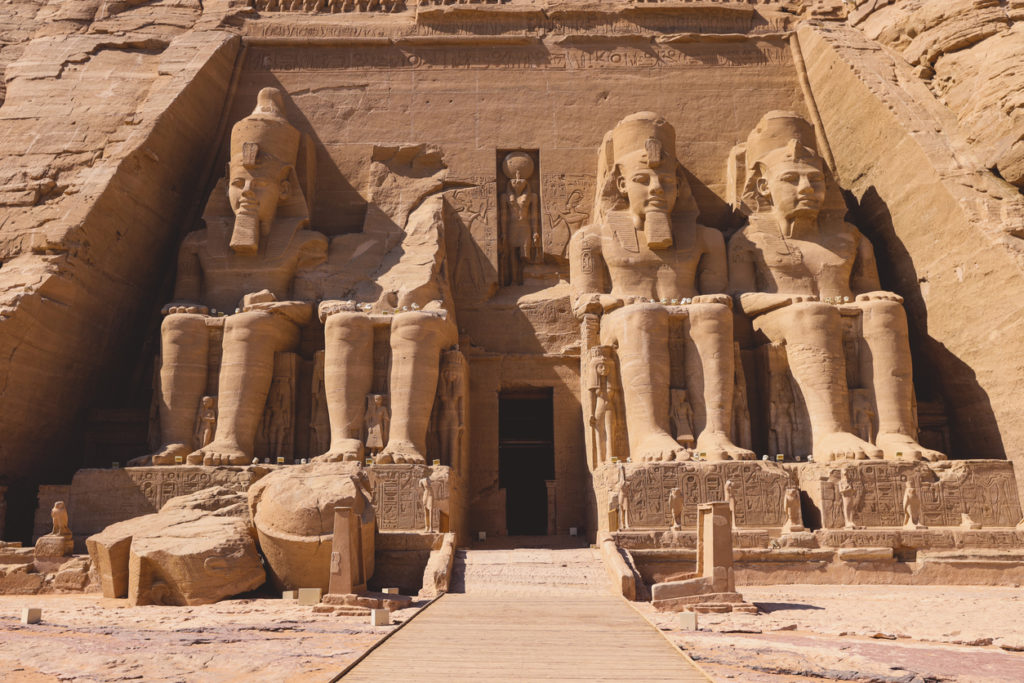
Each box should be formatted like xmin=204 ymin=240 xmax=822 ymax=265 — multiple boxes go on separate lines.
xmin=1 ymin=585 xmax=1023 ymax=681
xmin=640 ymin=584 xmax=1024 ymax=682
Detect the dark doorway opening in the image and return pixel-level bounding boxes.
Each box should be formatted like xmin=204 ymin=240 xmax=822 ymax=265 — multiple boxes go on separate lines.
xmin=498 ymin=389 xmax=555 ymax=535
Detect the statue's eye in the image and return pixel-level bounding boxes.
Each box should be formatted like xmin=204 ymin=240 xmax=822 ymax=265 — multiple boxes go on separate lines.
xmin=780 ymin=173 xmax=798 ymax=183
xmin=632 ymin=173 xmax=649 ymax=184
xmin=231 ymin=178 xmax=245 ymax=188
xmin=810 ymin=173 xmax=824 ymax=183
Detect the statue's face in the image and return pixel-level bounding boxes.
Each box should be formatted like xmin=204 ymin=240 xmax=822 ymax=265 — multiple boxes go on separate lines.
xmin=373 ymin=395 xmax=383 ymax=407
xmin=594 ymin=359 xmax=608 ymax=376
xmin=758 ymin=160 xmax=825 ymax=221
xmin=228 ymin=164 xmax=289 ymax=224
xmin=616 ymin=154 xmax=678 ymax=222
xmin=510 ymin=176 xmax=528 ymax=194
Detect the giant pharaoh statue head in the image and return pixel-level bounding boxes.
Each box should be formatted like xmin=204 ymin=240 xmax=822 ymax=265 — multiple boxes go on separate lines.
xmin=742 ymin=111 xmax=827 ymax=234
xmin=226 ymin=88 xmax=302 ymax=254
xmin=595 ymin=112 xmax=693 ymax=250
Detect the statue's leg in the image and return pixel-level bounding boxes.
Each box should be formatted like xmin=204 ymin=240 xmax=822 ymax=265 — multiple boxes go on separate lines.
xmin=142 ymin=313 xmax=209 ymax=466
xmin=858 ymin=300 xmax=945 ymax=461
xmin=755 ymin=303 xmax=880 ymax=461
xmin=380 ymin=312 xmax=457 ymax=464
xmin=317 ymin=312 xmax=373 ymax=462
xmin=196 ymin=311 xmax=299 ymax=466
xmin=601 ymin=304 xmax=685 ymax=462
xmin=686 ymin=302 xmax=754 ymax=461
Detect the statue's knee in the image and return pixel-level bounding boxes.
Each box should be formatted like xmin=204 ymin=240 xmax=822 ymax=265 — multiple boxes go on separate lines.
xmin=790 ymin=301 xmax=840 ymax=328
xmin=324 ymin=311 xmax=372 ymax=337
xmin=225 ymin=310 xmax=297 ymax=346
xmin=391 ymin=311 xmax=453 ymax=346
xmin=161 ymin=313 xmax=207 ymax=347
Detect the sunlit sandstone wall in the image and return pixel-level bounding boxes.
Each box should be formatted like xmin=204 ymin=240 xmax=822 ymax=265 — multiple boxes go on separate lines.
xmin=798 ymin=21 xmax=1024 ymax=504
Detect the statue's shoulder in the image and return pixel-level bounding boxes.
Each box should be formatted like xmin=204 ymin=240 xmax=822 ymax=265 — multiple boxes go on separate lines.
xmin=570 ymin=221 xmax=603 ymax=249
xmin=695 ymin=222 xmax=725 ymax=249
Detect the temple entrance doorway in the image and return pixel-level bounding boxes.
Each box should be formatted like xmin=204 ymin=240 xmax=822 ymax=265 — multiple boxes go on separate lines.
xmin=498 ymin=389 xmax=555 ymax=535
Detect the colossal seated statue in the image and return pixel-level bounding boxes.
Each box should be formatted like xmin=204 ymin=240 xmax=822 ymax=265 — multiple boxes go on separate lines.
xmin=570 ymin=112 xmax=753 ymax=463
xmin=136 ymin=88 xmax=327 ymax=467
xmin=727 ymin=111 xmax=944 ymax=462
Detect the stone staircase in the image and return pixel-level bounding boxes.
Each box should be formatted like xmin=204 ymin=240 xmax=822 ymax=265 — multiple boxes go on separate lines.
xmin=449 ymin=539 xmax=613 ymax=596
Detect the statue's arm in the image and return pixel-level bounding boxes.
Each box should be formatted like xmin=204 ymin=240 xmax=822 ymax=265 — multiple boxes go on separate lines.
xmin=697 ymin=226 xmax=729 ymax=295
xmin=291 ymin=232 xmax=329 ymax=302
xmin=569 ymin=226 xmax=619 ymax=317
xmin=165 ymin=233 xmax=206 ymax=313
xmin=728 ymin=229 xmax=797 ymax=316
xmin=851 ymin=230 xmax=902 ymax=302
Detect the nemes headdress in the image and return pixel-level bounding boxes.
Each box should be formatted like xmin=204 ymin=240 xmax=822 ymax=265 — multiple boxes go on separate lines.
xmin=739 ymin=111 xmax=823 ymax=214
xmin=230 ymin=88 xmax=301 ymax=176
xmin=745 ymin=111 xmax=821 ymax=171
xmin=595 ymin=112 xmax=681 ymax=250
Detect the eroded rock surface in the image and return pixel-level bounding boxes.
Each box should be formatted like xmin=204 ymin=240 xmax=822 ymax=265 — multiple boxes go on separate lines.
xmin=87 ymin=486 xmax=264 ymax=606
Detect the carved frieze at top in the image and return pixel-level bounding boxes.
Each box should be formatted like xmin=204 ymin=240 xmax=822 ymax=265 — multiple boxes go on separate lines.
xmin=239 ymin=0 xmax=839 ymax=43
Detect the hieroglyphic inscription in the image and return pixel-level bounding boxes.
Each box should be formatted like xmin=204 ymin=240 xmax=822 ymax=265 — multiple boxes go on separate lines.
xmin=541 ymin=173 xmax=592 ymax=261
xmin=445 ymin=182 xmax=498 ymax=300
xmin=246 ymin=42 xmax=790 ymax=72
xmin=371 ymin=465 xmax=450 ymax=531
xmin=814 ymin=461 xmax=1023 ymax=529
xmin=610 ymin=462 xmax=789 ymax=529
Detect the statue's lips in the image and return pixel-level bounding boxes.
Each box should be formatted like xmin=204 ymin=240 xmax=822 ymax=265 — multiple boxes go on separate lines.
xmin=645 ymin=200 xmax=669 ymax=211
xmin=236 ymin=201 xmax=259 ymax=214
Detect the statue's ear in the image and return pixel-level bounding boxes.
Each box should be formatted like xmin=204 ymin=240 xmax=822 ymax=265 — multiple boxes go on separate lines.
xmin=279 ymin=178 xmax=291 ymax=202
xmin=756 ymin=175 xmax=770 ymax=199
xmin=615 ymin=166 xmax=627 ymax=197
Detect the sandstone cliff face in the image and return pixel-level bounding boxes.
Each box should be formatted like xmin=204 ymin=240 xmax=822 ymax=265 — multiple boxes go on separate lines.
xmin=0 ymin=2 xmax=239 ymax=533
xmin=850 ymin=0 xmax=1024 ymax=188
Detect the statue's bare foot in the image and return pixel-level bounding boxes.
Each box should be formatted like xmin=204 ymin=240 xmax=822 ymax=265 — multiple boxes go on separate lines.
xmin=633 ymin=432 xmax=685 ymax=462
xmin=313 ymin=439 xmax=364 ymax=463
xmin=146 ymin=443 xmax=189 ymax=466
xmin=380 ymin=440 xmax=427 ymax=465
xmin=695 ymin=431 xmax=755 ymax=461
xmin=197 ymin=443 xmax=251 ymax=466
xmin=814 ymin=432 xmax=882 ymax=462
xmin=877 ymin=432 xmax=946 ymax=462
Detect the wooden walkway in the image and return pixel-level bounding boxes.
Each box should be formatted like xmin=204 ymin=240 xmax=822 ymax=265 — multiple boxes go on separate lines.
xmin=341 ymin=547 xmax=711 ymax=682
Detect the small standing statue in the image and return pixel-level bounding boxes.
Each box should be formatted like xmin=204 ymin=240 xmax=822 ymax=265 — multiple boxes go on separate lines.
xmin=669 ymin=388 xmax=695 ymax=449
xmin=614 ymin=462 xmax=631 ymax=530
xmin=724 ymin=479 xmax=737 ymax=524
xmin=51 ymin=501 xmax=71 ymax=537
xmin=365 ymin=394 xmax=390 ymax=461
xmin=839 ymin=469 xmax=860 ymax=529
xmin=902 ymin=479 xmax=927 ymax=529
xmin=668 ymin=487 xmax=684 ymax=530
xmin=419 ymin=477 xmax=435 ymax=532
xmin=588 ymin=346 xmax=618 ymax=465
xmin=782 ymin=486 xmax=805 ymax=533
xmin=196 ymin=396 xmax=217 ymax=449
xmin=499 ymin=151 xmax=541 ymax=286
xmin=438 ymin=350 xmax=466 ymax=472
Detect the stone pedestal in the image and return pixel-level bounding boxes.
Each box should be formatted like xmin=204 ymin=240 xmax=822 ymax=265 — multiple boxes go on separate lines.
xmin=796 ymin=459 xmax=1023 ymax=529
xmin=33 ymin=534 xmax=72 ymax=558
xmin=593 ymin=461 xmax=792 ymax=532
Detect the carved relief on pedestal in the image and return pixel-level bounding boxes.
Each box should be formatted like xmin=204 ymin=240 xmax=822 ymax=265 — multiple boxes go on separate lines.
xmin=570 ymin=112 xmax=752 ymax=466
xmin=597 ymin=461 xmax=789 ymax=530
xmin=728 ymin=110 xmax=943 ymax=463
xmin=804 ymin=461 xmax=1023 ymax=529
xmin=370 ymin=465 xmax=451 ymax=532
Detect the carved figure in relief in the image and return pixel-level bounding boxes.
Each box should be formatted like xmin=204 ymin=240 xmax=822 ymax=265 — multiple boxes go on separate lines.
xmin=570 ymin=112 xmax=753 ymax=463
xmin=548 ymin=188 xmax=590 ymax=259
xmin=499 ymin=152 xmax=541 ymax=286
xmin=438 ymin=349 xmax=466 ymax=472
xmin=614 ymin=463 xmax=631 ymax=529
xmin=782 ymin=486 xmax=805 ymax=533
xmin=902 ymin=479 xmax=927 ymax=529
xmin=309 ymin=353 xmax=330 ymax=456
xmin=728 ymin=111 xmax=944 ymax=462
xmin=135 ymin=88 xmax=327 ymax=467
xmin=769 ymin=397 xmax=796 ymax=458
xmin=851 ymin=389 xmax=877 ymax=445
xmin=419 ymin=477 xmax=434 ymax=532
xmin=668 ymin=486 xmax=684 ymax=530
xmin=260 ymin=373 xmax=293 ymax=462
xmin=51 ymin=501 xmax=71 ymax=537
xmin=839 ymin=470 xmax=860 ymax=529
xmin=588 ymin=346 xmax=619 ymax=464
xmin=731 ymin=344 xmax=752 ymax=450
xmin=195 ymin=396 xmax=217 ymax=449
xmin=670 ymin=388 xmax=695 ymax=448
xmin=364 ymin=394 xmax=390 ymax=458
